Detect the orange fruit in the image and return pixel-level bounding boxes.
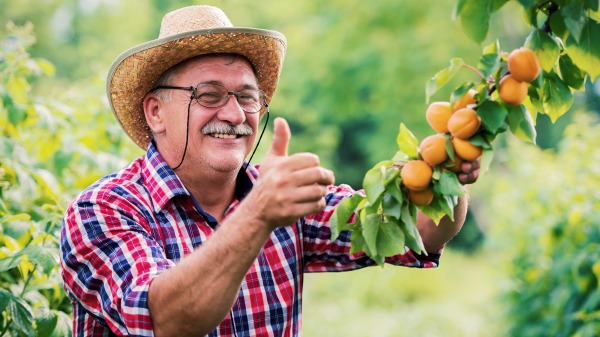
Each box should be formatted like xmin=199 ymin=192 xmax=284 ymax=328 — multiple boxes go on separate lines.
xmin=498 ymin=74 xmax=528 ymax=106
xmin=451 ymin=138 xmax=483 ymax=161
xmin=508 ymin=48 xmax=541 ymax=83
xmin=419 ymin=134 xmax=448 ymax=166
xmin=444 ymin=155 xmax=464 ymax=173
xmin=407 ymin=187 xmax=434 ymax=206
xmin=400 ymin=160 xmax=433 ymax=191
xmin=425 ymin=102 xmax=452 ymax=133
xmin=447 ymin=108 xmax=481 ymax=139
xmin=453 ymin=89 xmax=478 ymax=111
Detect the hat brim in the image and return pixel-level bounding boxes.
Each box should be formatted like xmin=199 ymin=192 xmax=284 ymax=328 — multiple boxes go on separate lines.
xmin=107 ymin=27 xmax=286 ymax=149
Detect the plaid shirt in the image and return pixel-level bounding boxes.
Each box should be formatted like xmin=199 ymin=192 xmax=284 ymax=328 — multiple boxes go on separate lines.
xmin=60 ymin=142 xmax=441 ymax=337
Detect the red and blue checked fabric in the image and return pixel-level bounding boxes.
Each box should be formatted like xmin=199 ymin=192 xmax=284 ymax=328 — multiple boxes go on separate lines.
xmin=60 ymin=142 xmax=441 ymax=337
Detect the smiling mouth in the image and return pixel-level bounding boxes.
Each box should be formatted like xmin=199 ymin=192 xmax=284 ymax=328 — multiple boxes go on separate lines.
xmin=210 ymin=133 xmax=241 ymax=139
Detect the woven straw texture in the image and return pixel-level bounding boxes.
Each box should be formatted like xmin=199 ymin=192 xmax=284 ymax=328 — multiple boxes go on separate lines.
xmin=107 ymin=6 xmax=287 ymax=149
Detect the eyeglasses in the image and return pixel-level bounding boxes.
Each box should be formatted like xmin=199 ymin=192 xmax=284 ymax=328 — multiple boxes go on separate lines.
xmin=152 ymin=83 xmax=267 ymax=114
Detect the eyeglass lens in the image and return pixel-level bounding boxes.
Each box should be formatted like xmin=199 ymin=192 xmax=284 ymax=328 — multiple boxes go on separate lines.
xmin=195 ymin=83 xmax=264 ymax=113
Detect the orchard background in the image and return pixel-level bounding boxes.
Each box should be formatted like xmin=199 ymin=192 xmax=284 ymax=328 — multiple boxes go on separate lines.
xmin=1 ymin=0 xmax=599 ymax=336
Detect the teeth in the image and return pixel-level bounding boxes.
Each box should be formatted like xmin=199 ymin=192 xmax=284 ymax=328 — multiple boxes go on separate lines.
xmin=212 ymin=133 xmax=237 ymax=139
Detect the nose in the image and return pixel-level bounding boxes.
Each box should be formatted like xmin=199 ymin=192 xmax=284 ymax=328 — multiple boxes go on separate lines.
xmin=216 ymin=94 xmax=246 ymax=125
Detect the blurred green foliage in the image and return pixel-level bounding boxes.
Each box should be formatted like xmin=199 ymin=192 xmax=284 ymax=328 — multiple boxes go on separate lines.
xmin=472 ymin=113 xmax=600 ymax=337
xmin=1 ymin=22 xmax=72 ymax=337
xmin=0 ymin=22 xmax=136 ymax=336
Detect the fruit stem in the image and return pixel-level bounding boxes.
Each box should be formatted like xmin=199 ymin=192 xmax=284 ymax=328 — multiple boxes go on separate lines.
xmin=462 ymin=64 xmax=486 ymax=80
xmin=539 ymin=1 xmax=559 ymax=34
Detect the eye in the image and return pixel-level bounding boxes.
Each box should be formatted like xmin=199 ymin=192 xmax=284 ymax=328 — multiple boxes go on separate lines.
xmin=237 ymin=90 xmax=260 ymax=104
xmin=196 ymin=91 xmax=223 ymax=105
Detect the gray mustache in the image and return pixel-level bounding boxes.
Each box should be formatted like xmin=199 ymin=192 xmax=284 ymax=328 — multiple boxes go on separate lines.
xmin=202 ymin=123 xmax=254 ymax=136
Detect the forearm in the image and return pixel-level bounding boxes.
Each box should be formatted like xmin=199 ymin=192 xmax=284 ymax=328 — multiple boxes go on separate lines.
xmin=417 ymin=188 xmax=470 ymax=252
xmin=148 ymin=203 xmax=272 ymax=337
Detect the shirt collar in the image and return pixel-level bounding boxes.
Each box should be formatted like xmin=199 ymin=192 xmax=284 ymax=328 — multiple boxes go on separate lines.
xmin=142 ymin=141 xmax=258 ymax=213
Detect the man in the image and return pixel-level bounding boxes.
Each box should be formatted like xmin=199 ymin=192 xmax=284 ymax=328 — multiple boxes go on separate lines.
xmin=60 ymin=5 xmax=480 ymax=337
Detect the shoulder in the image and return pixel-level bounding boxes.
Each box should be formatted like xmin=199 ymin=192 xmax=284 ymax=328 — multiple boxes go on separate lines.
xmin=67 ymin=156 xmax=151 ymax=213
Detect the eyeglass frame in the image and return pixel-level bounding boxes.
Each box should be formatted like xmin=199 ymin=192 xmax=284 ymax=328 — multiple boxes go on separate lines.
xmin=151 ymin=83 xmax=268 ymax=114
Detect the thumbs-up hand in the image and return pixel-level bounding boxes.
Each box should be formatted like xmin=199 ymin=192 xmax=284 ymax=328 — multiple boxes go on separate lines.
xmin=247 ymin=117 xmax=335 ymax=230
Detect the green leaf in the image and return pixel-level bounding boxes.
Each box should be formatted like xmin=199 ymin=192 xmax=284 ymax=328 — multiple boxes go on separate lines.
xmin=559 ymin=54 xmax=586 ymax=90
xmin=0 ymin=288 xmax=11 ymax=313
xmin=437 ymin=170 xmax=465 ymax=197
xmin=376 ymin=220 xmax=405 ymax=257
xmin=51 ymin=311 xmax=73 ymax=337
xmin=386 ymin=178 xmax=404 ymax=206
xmin=585 ymin=0 xmax=599 ymax=11
xmin=399 ymin=205 xmax=425 ymax=254
xmin=9 ymin=297 xmax=35 ymax=336
xmin=478 ymin=100 xmax=508 ymax=134
xmin=330 ymin=193 xmax=364 ymax=241
xmin=382 ymin=193 xmax=402 ymax=219
xmin=22 ymin=245 xmax=58 ymax=274
xmin=33 ymin=58 xmax=56 ymax=77
xmin=507 ymin=104 xmax=537 ymax=143
xmin=362 ymin=213 xmax=381 ymax=257
xmin=396 ymin=123 xmax=419 ymax=159
xmin=0 ymin=254 xmax=23 ymax=273
xmin=35 ymin=308 xmax=58 ymax=337
xmin=455 ymin=0 xmax=493 ymax=44
xmin=525 ymin=29 xmax=561 ymax=72
xmin=383 ymin=166 xmax=400 ymax=186
xmin=478 ymin=40 xmax=501 ymax=77
xmin=566 ymin=19 xmax=600 ymax=81
xmin=0 ymin=213 xmax=31 ymax=224
xmin=363 ymin=161 xmax=389 ymax=204
xmin=469 ymin=133 xmax=493 ymax=149
xmin=349 ymin=226 xmax=365 ymax=255
xmin=418 ymin=202 xmax=447 ymax=225
xmin=541 ymin=71 xmax=574 ymax=123
xmin=561 ymin=2 xmax=588 ymax=43
xmin=426 ymin=58 xmax=465 ymax=103
xmin=479 ymin=148 xmax=494 ymax=177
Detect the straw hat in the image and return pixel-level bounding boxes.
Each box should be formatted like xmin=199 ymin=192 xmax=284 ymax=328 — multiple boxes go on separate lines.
xmin=106 ymin=5 xmax=287 ymax=149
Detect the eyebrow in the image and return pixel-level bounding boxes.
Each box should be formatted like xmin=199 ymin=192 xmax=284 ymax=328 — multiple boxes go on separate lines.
xmin=199 ymin=80 xmax=259 ymax=90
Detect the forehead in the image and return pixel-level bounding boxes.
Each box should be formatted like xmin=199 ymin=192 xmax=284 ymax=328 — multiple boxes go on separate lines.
xmin=174 ymin=54 xmax=258 ymax=85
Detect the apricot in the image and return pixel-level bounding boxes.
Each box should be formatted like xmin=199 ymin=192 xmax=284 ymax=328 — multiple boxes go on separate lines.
xmin=498 ymin=74 xmax=528 ymax=106
xmin=425 ymin=102 xmax=452 ymax=134
xmin=407 ymin=187 xmax=434 ymax=206
xmin=447 ymin=108 xmax=481 ymax=139
xmin=400 ymin=160 xmax=433 ymax=191
xmin=451 ymin=138 xmax=483 ymax=161
xmin=419 ymin=134 xmax=448 ymax=166
xmin=453 ymin=89 xmax=478 ymax=111
xmin=508 ymin=48 xmax=541 ymax=83
xmin=444 ymin=155 xmax=464 ymax=173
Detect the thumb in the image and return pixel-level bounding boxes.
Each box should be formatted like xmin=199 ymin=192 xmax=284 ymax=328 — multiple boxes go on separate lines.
xmin=267 ymin=117 xmax=291 ymax=157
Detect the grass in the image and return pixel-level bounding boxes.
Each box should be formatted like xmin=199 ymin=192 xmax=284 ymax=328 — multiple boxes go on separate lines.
xmin=301 ymin=249 xmax=505 ymax=337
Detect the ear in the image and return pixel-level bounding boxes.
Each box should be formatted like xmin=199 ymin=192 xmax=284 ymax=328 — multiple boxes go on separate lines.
xmin=143 ymin=93 xmax=166 ymax=134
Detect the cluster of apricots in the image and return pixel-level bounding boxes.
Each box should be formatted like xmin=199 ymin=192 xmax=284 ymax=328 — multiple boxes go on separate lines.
xmin=499 ymin=48 xmax=541 ymax=105
xmin=400 ymin=48 xmax=540 ymax=206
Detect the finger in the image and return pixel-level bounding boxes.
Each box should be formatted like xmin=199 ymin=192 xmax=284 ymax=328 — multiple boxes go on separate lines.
xmin=289 ymin=184 xmax=329 ymax=203
xmin=459 ymin=168 xmax=480 ymax=184
xmin=266 ymin=117 xmax=291 ymax=157
xmin=289 ymin=166 xmax=335 ymax=187
xmin=289 ymin=197 xmax=328 ymax=217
